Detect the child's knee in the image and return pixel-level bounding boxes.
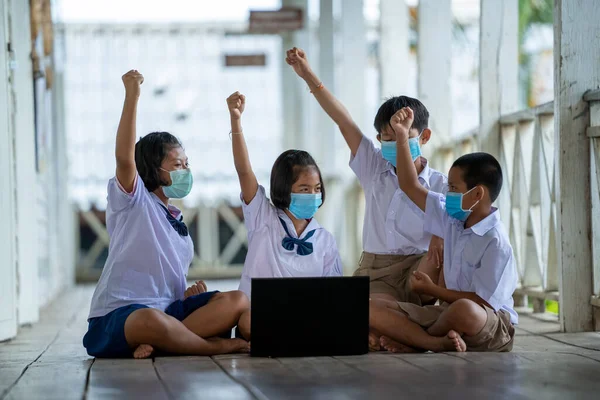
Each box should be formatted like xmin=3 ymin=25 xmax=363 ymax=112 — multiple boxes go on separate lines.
xmin=128 ymin=308 xmax=171 ymax=338
xmin=222 ymin=290 xmax=250 ymax=312
xmin=368 ymin=300 xmax=387 ymax=326
xmin=447 ymin=299 xmax=487 ymax=335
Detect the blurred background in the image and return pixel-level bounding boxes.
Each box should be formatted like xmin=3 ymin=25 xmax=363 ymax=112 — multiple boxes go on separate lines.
xmin=57 ymin=0 xmax=553 ymax=279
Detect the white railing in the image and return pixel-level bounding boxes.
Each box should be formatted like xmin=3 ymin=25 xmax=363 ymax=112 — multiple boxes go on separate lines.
xmin=75 ymin=176 xmax=362 ymax=281
xmin=585 ymin=89 xmax=600 ymax=317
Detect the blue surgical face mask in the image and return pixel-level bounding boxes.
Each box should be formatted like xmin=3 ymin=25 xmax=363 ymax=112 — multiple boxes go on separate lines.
xmin=380 ymin=135 xmax=422 ymax=167
xmin=161 ymin=168 xmax=193 ymax=199
xmin=288 ymin=193 xmax=323 ymax=220
xmin=445 ymin=187 xmax=479 ymax=221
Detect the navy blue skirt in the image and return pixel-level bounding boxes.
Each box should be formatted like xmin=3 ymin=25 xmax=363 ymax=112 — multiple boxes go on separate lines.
xmin=83 ymin=291 xmax=219 ymax=358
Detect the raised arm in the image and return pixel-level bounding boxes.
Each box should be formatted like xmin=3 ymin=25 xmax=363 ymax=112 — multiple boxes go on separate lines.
xmin=390 ymin=107 xmax=429 ymax=211
xmin=286 ymin=47 xmax=363 ymax=156
xmin=115 ymin=70 xmax=144 ymax=192
xmin=227 ymin=92 xmax=258 ymax=205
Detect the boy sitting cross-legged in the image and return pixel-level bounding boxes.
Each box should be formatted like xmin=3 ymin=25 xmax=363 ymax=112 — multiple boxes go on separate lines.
xmin=369 ymin=107 xmax=518 ymax=352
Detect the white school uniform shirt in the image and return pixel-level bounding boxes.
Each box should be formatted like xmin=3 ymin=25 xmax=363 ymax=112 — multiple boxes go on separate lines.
xmin=88 ymin=175 xmax=194 ymax=319
xmin=349 ymin=136 xmax=448 ymax=255
xmin=421 ymin=191 xmax=519 ymax=324
xmin=238 ymin=185 xmax=343 ymax=298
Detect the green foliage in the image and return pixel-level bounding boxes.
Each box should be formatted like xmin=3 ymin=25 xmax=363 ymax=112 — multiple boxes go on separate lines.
xmin=518 ymin=0 xmax=554 ymax=107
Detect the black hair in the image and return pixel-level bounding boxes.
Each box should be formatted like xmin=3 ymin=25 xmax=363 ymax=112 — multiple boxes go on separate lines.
xmin=451 ymin=152 xmax=503 ymax=202
xmin=270 ymin=150 xmax=325 ymax=209
xmin=134 ymin=131 xmax=182 ymax=192
xmin=373 ymin=96 xmax=430 ymax=134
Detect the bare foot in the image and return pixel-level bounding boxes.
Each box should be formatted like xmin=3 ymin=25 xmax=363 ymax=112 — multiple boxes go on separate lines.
xmin=368 ymin=332 xmax=383 ymax=352
xmin=380 ymin=336 xmax=418 ymax=353
xmin=441 ymin=330 xmax=466 ymax=352
xmin=133 ymin=344 xmax=154 ymax=359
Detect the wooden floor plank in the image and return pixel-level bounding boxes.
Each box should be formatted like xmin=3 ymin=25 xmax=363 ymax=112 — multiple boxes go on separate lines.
xmin=447 ymin=351 xmax=600 ymax=399
xmin=0 ymin=366 xmax=24 ymax=398
xmin=512 ymin=335 xmax=588 ymax=353
xmin=214 ymin=355 xmax=417 ymax=400
xmin=0 ymin=286 xmax=91 ymax=399
xmin=4 ymin=360 xmax=92 ymax=400
xmin=515 ymin=312 xmax=561 ymax=335
xmin=87 ymin=359 xmax=169 ymax=400
xmin=277 ymin=356 xmax=417 ymax=399
xmin=3 ymin=285 xmax=600 ymax=400
xmin=154 ymin=357 xmax=254 ymax=400
xmin=545 ymin=332 xmax=600 ymax=351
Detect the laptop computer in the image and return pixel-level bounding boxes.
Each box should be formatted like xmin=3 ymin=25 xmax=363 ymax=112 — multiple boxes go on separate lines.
xmin=250 ymin=276 xmax=369 ymax=357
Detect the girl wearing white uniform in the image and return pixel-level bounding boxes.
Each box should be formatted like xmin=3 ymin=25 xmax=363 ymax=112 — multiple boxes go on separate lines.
xmin=83 ymin=71 xmax=250 ymax=359
xmin=226 ymin=92 xmax=343 ymax=299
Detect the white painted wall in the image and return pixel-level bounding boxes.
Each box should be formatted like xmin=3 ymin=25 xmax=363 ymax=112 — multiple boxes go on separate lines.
xmin=0 ymin=0 xmax=73 ymax=340
xmin=0 ymin=0 xmax=18 ymax=341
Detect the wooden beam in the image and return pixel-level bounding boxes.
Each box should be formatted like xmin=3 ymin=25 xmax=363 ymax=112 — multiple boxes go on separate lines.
xmin=479 ymin=0 xmax=518 ymax=156
xmin=586 ymin=126 xmax=600 ymax=138
xmin=499 ymin=101 xmax=554 ymax=125
xmin=317 ymin=0 xmax=335 ymax=173
xmin=554 ymin=0 xmax=599 ymax=332
xmin=417 ymin=0 xmax=452 ymax=141
xmin=281 ymin=0 xmax=309 ymax=151
xmin=584 ymin=89 xmax=600 ymax=102
xmin=10 ymin=0 xmax=40 ymax=326
xmin=339 ymin=0 xmax=366 ymax=132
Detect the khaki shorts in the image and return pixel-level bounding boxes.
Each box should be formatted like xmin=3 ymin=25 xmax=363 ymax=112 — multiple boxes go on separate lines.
xmin=396 ymin=302 xmax=515 ymax=352
xmin=353 ymin=251 xmax=424 ymax=304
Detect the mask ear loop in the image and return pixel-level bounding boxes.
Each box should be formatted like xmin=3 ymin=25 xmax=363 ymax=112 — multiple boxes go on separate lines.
xmin=465 ymin=186 xmax=484 ymax=211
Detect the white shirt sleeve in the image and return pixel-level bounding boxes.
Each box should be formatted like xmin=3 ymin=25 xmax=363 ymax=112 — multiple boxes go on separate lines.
xmin=349 ymin=136 xmax=388 ymax=191
xmin=106 ymin=174 xmax=144 ymax=213
xmin=241 ymin=185 xmax=277 ymax=232
xmin=470 ymin=238 xmax=518 ymax=311
xmin=423 ymin=191 xmax=451 ymax=238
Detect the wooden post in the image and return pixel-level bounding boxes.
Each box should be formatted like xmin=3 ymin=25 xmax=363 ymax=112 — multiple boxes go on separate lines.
xmin=417 ymin=0 xmax=452 ymax=141
xmin=52 ymin=26 xmax=75 ymax=288
xmin=339 ymin=0 xmax=366 ymax=133
xmin=317 ymin=0 xmax=335 ymax=173
xmin=380 ymin=0 xmax=409 ymax=97
xmin=554 ymin=0 xmax=599 ymax=332
xmin=10 ymin=0 xmax=40 ymax=324
xmin=281 ymin=0 xmax=310 ymax=151
xmin=479 ymin=0 xmax=518 ymax=157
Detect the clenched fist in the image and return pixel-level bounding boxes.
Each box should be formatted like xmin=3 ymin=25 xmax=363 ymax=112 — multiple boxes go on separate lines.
xmin=122 ymin=69 xmax=144 ymax=98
